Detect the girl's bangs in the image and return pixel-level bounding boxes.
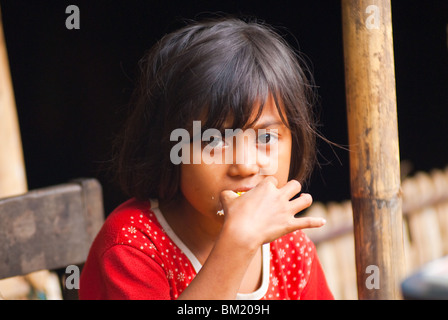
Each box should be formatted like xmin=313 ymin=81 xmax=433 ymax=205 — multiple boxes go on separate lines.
xmin=195 ymin=78 xmax=289 ymax=135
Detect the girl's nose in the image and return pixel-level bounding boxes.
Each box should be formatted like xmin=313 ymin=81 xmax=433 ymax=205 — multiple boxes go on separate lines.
xmin=227 ymin=133 xmax=260 ymax=177
xmin=228 ymin=161 xmax=260 ymax=177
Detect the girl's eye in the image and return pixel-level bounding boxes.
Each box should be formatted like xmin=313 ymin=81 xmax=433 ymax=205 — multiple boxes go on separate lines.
xmin=257 ymin=133 xmax=278 ymax=145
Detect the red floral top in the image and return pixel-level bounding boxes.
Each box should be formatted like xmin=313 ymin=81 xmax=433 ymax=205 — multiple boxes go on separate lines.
xmin=79 ymin=199 xmax=333 ymax=300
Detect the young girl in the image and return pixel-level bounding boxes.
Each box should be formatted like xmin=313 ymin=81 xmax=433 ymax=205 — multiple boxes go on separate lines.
xmin=79 ymin=17 xmax=333 ymax=300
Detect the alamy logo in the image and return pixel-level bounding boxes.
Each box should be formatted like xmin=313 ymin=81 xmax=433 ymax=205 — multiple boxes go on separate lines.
xmin=170 ymin=121 xmax=279 ymax=175
xmin=365 ymin=5 xmax=380 ymax=30
xmin=65 ymin=5 xmax=80 ymax=30
xmin=365 ymin=265 xmax=380 ymax=289
xmin=65 ymin=265 xmax=80 ymax=290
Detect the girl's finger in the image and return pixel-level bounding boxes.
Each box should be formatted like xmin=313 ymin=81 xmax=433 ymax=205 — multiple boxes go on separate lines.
xmin=219 ymin=189 xmax=240 ymax=208
xmin=280 ymin=179 xmax=302 ymax=200
xmin=289 ymin=192 xmax=313 ymax=214
xmin=289 ymin=216 xmax=326 ymax=232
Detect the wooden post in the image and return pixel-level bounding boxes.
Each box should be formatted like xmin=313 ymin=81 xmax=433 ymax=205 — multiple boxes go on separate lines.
xmin=341 ymin=0 xmax=405 ymax=299
xmin=0 ymin=5 xmax=28 ymax=197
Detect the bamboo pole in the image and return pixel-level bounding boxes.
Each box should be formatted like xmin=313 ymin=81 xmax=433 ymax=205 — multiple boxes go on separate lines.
xmin=341 ymin=0 xmax=405 ymax=299
xmin=0 ymin=5 xmax=27 ymax=197
xmin=0 ymin=6 xmax=55 ymax=300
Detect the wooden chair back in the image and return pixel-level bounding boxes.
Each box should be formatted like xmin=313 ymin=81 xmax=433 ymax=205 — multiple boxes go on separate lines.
xmin=0 ymin=178 xmax=104 ymax=298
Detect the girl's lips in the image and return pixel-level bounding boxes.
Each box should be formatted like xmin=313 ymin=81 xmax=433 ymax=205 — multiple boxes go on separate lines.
xmin=232 ymin=187 xmax=253 ymax=193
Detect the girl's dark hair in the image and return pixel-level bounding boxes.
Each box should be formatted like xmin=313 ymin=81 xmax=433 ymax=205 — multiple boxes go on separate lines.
xmin=113 ymin=17 xmax=319 ymax=201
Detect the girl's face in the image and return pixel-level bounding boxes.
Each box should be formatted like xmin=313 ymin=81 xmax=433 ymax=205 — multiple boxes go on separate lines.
xmin=179 ymin=95 xmax=292 ymax=219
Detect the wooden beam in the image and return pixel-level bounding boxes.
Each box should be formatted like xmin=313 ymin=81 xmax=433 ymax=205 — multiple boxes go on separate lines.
xmin=0 ymin=179 xmax=104 ymax=279
xmin=341 ymin=0 xmax=405 ymax=299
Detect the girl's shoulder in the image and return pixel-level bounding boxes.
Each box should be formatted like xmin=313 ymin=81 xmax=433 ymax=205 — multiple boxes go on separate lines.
xmin=80 ymin=199 xmax=182 ymax=299
xmin=97 ymin=198 xmax=166 ymax=252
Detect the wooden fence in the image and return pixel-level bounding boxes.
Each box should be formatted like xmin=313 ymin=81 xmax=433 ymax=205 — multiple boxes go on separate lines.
xmin=303 ymin=166 xmax=448 ymax=299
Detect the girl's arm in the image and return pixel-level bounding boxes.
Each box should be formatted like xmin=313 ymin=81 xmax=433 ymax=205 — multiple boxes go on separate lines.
xmin=177 ymin=225 xmax=258 ymax=299
xmin=177 ymin=177 xmax=326 ymax=300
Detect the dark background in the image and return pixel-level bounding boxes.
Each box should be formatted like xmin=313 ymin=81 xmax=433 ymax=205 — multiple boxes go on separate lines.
xmin=1 ymin=0 xmax=447 ymax=215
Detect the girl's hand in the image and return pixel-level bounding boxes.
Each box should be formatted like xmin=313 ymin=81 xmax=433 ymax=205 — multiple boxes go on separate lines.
xmin=219 ymin=177 xmax=326 ymax=250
